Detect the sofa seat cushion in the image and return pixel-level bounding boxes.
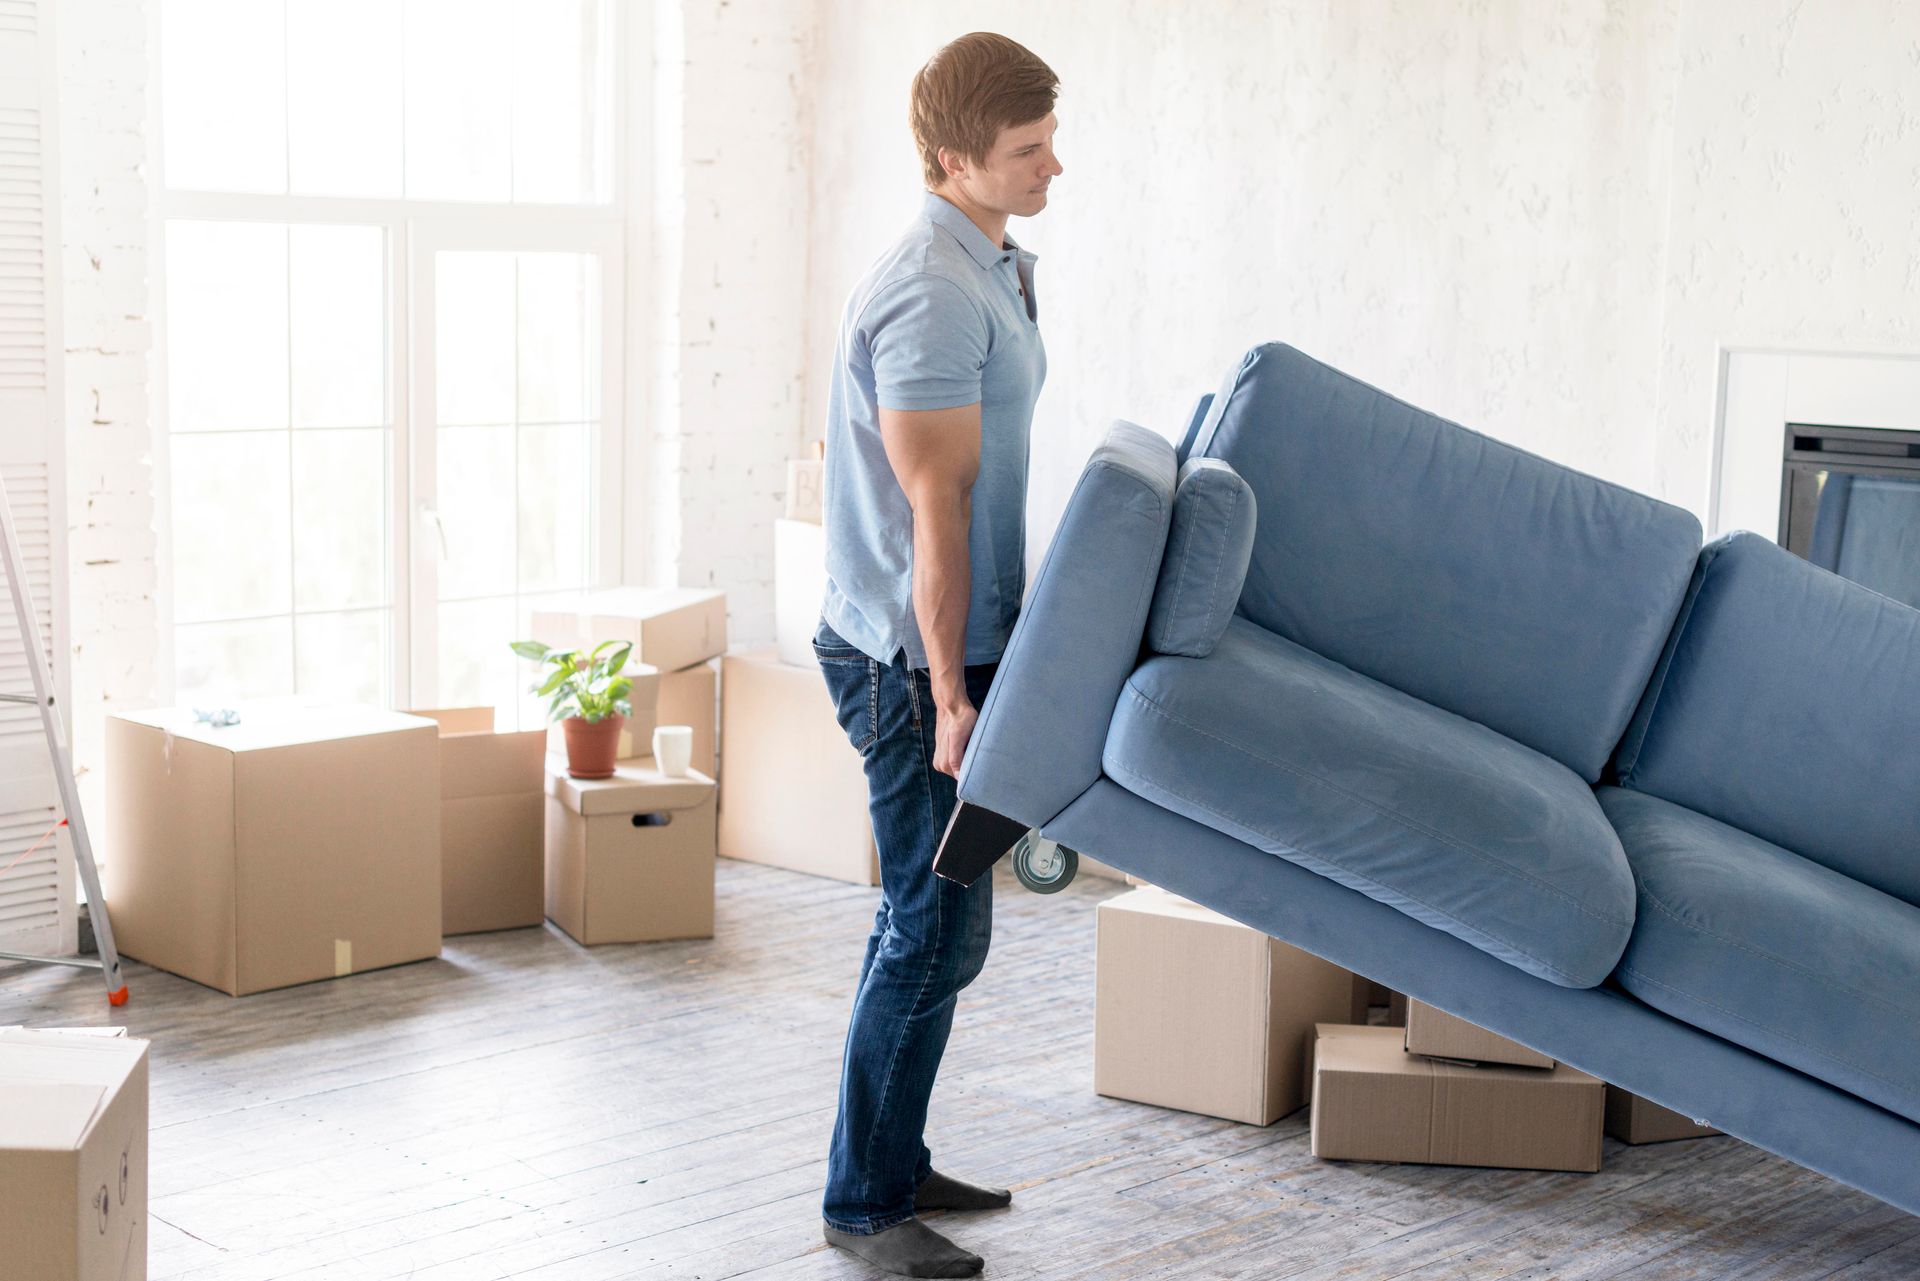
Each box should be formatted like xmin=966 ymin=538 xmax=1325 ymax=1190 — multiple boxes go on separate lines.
xmin=1104 ymin=617 xmax=1636 ymax=988
xmin=1602 ymin=786 xmax=1920 ymax=1125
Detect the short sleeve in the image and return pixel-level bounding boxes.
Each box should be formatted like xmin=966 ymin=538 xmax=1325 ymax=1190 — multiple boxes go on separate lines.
xmin=863 ymin=274 xmax=988 ymax=411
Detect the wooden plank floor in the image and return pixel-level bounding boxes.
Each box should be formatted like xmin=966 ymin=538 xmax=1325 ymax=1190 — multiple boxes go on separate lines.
xmin=4 ymin=858 xmax=1917 ymax=1280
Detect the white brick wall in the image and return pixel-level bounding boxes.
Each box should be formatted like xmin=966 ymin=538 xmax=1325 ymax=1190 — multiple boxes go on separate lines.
xmin=60 ymin=0 xmax=158 ymax=837
xmin=644 ymin=0 xmax=817 ymax=649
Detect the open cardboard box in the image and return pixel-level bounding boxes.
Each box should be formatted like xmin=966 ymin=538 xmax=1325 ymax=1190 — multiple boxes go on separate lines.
xmin=407 ymin=707 xmax=547 ymax=935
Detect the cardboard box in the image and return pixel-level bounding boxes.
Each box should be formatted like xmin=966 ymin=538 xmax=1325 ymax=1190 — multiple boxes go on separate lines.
xmin=786 ymin=457 xmax=824 ymax=523
xmin=1604 ymin=1085 xmax=1722 ymax=1144
xmin=717 ymin=647 xmax=880 ymax=886
xmin=104 ymin=701 xmax=442 ymax=996
xmin=0 ymin=1028 xmax=150 ymax=1280
xmin=1340 ymin=982 xmax=1408 ymax=1027
xmin=1404 ymin=1000 xmax=1555 ymax=1069
xmin=774 ymin=518 xmax=827 ymax=668
xmin=530 ymin=587 xmax=728 ymax=675
xmin=657 ymin=660 xmax=719 ymax=780
xmin=1348 ymin=975 xmax=1375 ymax=1025
xmin=1095 ymin=888 xmax=1357 ymax=1125
xmin=408 ymin=707 xmax=547 ymax=936
xmin=544 ymin=756 xmax=716 ymax=945
xmin=1310 ymin=1024 xmax=1604 ymax=1172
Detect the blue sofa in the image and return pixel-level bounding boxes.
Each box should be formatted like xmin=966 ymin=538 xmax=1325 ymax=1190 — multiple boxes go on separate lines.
xmin=936 ymin=342 xmax=1920 ymax=1214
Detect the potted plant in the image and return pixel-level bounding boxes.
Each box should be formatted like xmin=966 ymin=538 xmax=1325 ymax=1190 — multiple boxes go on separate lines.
xmin=510 ymin=638 xmax=634 ymax=779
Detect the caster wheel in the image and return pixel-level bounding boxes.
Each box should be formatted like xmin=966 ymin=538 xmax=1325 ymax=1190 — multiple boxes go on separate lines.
xmin=1011 ymin=830 xmax=1078 ymax=894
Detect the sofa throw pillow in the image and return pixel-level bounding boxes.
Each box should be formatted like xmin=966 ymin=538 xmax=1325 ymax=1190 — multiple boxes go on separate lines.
xmin=1145 ymin=457 xmax=1257 ymax=658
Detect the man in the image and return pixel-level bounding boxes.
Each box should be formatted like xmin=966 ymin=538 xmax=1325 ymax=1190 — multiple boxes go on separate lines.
xmin=812 ymin=31 xmax=1062 ymax=1281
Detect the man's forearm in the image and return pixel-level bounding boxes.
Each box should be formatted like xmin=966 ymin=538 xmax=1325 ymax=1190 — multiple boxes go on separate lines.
xmin=911 ymin=489 xmax=973 ymax=711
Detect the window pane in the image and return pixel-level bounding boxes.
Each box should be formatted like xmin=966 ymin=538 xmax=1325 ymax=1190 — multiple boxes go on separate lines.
xmin=435 ymin=252 xmax=515 ymax=426
xmin=291 ymin=225 xmax=386 ymax=429
xmin=518 ymin=423 xmax=592 ymax=594
xmin=517 ymin=253 xmax=597 ymax=423
xmin=286 ymin=0 xmax=402 ymax=198
xmin=438 ymin=596 xmax=518 ymax=717
xmin=404 ymin=0 xmax=513 ymax=201
xmin=160 ymin=0 xmax=287 ymax=193
xmin=167 ymin=222 xmax=289 ymax=432
xmin=176 ymin=617 xmax=294 ymax=705
xmin=296 ymin=610 xmax=389 ymax=705
xmin=437 ymin=425 xmax=515 ymax=600
xmin=171 ymin=432 xmax=292 ymax=623
xmin=292 ymin=429 xmax=387 ymax=612
xmin=512 ymin=0 xmax=611 ymax=204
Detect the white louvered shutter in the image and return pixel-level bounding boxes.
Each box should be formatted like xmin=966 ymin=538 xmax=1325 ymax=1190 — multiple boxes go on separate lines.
xmin=0 ymin=0 xmax=75 ymax=959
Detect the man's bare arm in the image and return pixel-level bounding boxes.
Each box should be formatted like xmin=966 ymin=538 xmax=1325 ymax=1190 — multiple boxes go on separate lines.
xmin=879 ymin=401 xmax=980 ymax=776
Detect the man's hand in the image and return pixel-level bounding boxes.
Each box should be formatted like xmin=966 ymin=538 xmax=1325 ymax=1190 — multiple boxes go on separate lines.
xmin=933 ymin=697 xmax=978 ymax=778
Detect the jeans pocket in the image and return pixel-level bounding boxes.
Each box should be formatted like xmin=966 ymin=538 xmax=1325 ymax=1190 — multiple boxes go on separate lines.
xmin=812 ymin=617 xmax=869 ymax=663
xmin=819 ymin=654 xmax=879 ymax=756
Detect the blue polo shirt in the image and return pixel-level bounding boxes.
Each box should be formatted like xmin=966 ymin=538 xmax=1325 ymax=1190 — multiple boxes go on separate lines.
xmin=819 ymin=191 xmax=1046 ymax=670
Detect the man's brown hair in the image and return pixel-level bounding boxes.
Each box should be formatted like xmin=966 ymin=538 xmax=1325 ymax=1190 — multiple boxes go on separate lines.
xmin=909 ymin=33 xmax=1059 ymax=189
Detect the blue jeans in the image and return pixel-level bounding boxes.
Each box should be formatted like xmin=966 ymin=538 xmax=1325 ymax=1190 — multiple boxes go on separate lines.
xmin=814 ymin=617 xmax=1000 ymax=1234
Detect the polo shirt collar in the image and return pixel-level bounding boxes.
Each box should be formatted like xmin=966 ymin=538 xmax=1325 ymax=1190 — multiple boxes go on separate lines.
xmin=922 ymin=191 xmax=1033 ymax=270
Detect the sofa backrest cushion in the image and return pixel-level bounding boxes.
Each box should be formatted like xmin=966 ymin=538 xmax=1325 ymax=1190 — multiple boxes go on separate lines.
xmin=1613 ymin=530 xmax=1920 ymax=904
xmin=1146 ymin=457 xmax=1258 ymax=658
xmin=1190 ymin=342 xmax=1702 ymax=782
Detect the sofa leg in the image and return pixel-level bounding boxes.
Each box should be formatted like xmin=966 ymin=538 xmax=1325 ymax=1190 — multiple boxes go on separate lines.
xmin=933 ymin=802 xmax=1028 ymax=887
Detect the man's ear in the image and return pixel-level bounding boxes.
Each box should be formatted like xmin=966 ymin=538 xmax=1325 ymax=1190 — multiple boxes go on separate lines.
xmin=936 ymin=145 xmax=968 ymax=183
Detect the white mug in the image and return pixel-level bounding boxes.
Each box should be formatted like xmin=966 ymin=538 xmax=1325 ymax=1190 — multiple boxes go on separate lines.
xmin=653 ymin=724 xmax=694 ymax=777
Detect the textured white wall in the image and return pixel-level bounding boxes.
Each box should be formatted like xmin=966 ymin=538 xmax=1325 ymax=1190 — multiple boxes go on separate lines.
xmin=60 ymin=0 xmax=157 ymax=832
xmin=645 ymin=0 xmax=816 ymax=647
xmin=1651 ymin=0 xmax=1920 ymax=514
xmin=802 ymin=0 xmax=1920 ymax=554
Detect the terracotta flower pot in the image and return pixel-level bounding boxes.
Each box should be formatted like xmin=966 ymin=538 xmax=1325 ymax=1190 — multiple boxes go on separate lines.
xmin=561 ymin=712 xmax=625 ymax=779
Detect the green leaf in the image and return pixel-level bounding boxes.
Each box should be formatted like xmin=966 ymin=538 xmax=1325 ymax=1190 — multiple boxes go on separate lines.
xmin=536 ymin=665 xmax=571 ymax=697
xmin=509 ymin=640 xmax=551 ymax=662
xmin=604 ymin=642 xmax=632 ymax=676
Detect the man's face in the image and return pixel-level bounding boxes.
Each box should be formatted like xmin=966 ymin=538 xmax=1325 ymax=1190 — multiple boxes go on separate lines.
xmin=945 ymin=112 xmax=1062 ymax=218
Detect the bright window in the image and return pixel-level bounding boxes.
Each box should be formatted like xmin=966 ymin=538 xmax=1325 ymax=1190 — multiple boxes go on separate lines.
xmin=157 ymin=0 xmax=623 ymax=724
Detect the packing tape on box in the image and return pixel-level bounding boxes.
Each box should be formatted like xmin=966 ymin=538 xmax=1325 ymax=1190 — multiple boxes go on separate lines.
xmin=334 ymin=939 xmax=352 ymax=977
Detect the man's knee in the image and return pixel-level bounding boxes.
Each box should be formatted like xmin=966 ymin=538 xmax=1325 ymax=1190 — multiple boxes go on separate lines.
xmin=871 ymin=909 xmax=990 ymax=994
xmin=952 ymin=904 xmax=991 ymax=989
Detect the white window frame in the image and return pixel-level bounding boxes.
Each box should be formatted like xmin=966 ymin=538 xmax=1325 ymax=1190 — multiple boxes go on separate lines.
xmin=148 ymin=2 xmax=630 ymax=711
xmin=406 ymin=214 xmax=625 ymax=709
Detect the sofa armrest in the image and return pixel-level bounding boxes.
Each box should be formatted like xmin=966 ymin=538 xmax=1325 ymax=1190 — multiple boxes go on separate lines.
xmin=956 ymin=420 xmax=1178 ymax=830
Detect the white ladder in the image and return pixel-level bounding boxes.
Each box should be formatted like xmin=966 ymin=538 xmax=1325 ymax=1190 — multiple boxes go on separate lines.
xmin=0 ymin=477 xmax=126 ymax=1006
